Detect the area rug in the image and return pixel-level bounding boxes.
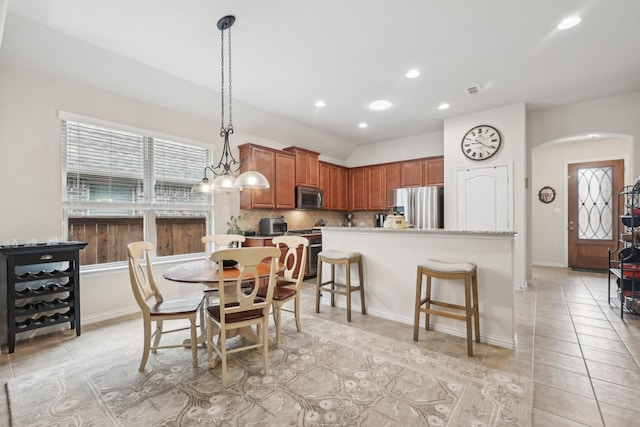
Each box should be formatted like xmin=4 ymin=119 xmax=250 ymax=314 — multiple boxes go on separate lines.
xmin=7 ymin=316 xmax=532 ymax=426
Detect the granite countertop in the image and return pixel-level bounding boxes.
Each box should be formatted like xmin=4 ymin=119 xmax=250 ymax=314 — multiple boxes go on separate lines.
xmin=320 ymin=226 xmax=517 ymax=236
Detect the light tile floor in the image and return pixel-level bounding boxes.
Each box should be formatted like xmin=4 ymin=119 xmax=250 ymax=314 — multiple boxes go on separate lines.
xmin=1 ymin=266 xmax=639 ymax=426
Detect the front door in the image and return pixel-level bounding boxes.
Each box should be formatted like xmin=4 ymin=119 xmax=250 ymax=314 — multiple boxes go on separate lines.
xmin=568 ymin=160 xmax=624 ymax=269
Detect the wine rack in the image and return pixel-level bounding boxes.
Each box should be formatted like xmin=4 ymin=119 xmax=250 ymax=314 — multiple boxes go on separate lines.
xmin=0 ymin=241 xmax=87 ymax=353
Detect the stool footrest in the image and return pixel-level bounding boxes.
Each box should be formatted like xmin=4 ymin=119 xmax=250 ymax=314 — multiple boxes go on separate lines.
xmin=418 ymin=308 xmax=467 ymax=322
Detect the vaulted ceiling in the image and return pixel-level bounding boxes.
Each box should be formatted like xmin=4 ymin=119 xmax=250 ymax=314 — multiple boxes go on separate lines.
xmin=3 ymin=0 xmax=640 ymax=158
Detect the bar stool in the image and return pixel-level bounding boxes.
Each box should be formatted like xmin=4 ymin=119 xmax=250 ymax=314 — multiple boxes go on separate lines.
xmin=316 ymin=250 xmax=366 ymax=322
xmin=414 ymin=259 xmax=480 ymax=356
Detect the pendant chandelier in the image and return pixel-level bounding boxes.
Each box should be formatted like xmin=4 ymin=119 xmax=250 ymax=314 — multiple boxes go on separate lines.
xmin=192 ymin=15 xmax=270 ymax=193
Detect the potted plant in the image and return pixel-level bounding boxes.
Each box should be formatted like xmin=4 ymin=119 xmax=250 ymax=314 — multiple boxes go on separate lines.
xmin=226 ymin=215 xmax=243 ymax=235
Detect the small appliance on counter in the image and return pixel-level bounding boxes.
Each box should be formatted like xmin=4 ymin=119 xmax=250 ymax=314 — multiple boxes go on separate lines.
xmin=345 ymin=212 xmax=355 ymax=227
xmin=383 ymin=213 xmax=409 ymax=229
xmin=259 ymin=217 xmax=288 ymax=236
xmin=374 ymin=213 xmax=385 ymax=227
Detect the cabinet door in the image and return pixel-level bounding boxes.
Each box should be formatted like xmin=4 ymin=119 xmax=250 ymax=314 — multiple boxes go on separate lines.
xmin=337 ymin=167 xmax=348 ymax=211
xmin=423 ymin=156 xmax=444 ymax=185
xmin=384 ymin=163 xmax=400 ymax=208
xmin=307 ymin=153 xmax=320 ymax=187
xmin=294 ymin=151 xmax=308 ymax=186
xmin=367 ymin=165 xmax=386 ymax=211
xmin=320 ymin=162 xmax=332 ymax=209
xmin=240 ymin=145 xmax=276 ymax=209
xmin=400 ymin=160 xmax=423 ymax=187
xmin=275 ymin=152 xmax=296 ymax=209
xmin=349 ymin=167 xmax=368 ymax=211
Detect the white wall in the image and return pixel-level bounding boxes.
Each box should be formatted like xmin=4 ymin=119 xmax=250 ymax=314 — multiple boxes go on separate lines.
xmin=443 ymin=104 xmax=527 ymax=290
xmin=531 ymin=137 xmax=631 ymax=267
xmin=526 ymin=91 xmax=640 ymax=278
xmin=345 ymin=130 xmax=444 ymax=167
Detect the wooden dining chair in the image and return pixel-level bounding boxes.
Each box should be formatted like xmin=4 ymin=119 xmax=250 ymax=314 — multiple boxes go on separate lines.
xmin=206 ymin=246 xmax=280 ymax=387
xmin=127 ymin=242 xmax=205 ymax=371
xmin=257 ymin=235 xmax=309 ymax=348
xmin=201 ymin=234 xmax=246 ymax=305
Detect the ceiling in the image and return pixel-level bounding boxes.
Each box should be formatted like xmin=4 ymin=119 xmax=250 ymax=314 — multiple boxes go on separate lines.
xmin=3 ymin=0 xmax=640 ymax=157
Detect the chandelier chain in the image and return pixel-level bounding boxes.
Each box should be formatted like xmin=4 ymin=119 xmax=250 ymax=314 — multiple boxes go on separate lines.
xmin=220 ymin=24 xmax=233 ymax=136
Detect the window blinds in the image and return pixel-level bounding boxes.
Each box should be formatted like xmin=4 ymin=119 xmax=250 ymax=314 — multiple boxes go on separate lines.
xmin=62 ymin=120 xmax=212 ymax=207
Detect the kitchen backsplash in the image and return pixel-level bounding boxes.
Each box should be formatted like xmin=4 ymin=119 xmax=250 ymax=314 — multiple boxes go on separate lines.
xmin=236 ymin=210 xmax=376 ymax=233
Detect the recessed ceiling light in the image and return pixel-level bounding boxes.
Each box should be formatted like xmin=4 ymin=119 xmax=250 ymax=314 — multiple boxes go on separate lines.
xmin=438 ymin=103 xmax=450 ymax=110
xmin=358 ymin=122 xmax=368 ymax=129
xmin=315 ymin=100 xmax=326 ymax=108
xmin=588 ymin=134 xmax=599 ymax=138
xmin=557 ymin=16 xmax=581 ymax=30
xmin=368 ymin=99 xmax=394 ymax=111
xmin=406 ymin=69 xmax=420 ymax=79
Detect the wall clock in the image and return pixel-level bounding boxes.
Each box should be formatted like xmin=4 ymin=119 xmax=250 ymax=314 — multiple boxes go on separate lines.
xmin=461 ymin=125 xmax=502 ymax=160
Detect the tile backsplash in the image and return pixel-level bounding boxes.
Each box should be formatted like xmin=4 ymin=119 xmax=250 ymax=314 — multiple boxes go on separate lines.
xmin=235 ymin=210 xmax=377 ymax=233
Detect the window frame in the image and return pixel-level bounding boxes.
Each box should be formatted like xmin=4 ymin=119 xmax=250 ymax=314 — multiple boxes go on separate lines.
xmin=59 ymin=111 xmax=213 ymax=271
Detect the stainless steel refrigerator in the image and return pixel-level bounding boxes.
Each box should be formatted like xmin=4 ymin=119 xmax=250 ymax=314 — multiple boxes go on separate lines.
xmin=391 ymin=186 xmax=443 ymax=229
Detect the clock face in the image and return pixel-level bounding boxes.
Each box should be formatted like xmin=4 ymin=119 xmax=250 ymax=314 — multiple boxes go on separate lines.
xmin=461 ymin=125 xmax=501 ymax=160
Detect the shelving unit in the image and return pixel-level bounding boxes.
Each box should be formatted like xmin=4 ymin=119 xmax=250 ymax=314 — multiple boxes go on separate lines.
xmin=608 ymin=184 xmax=640 ymax=318
xmin=0 ymin=241 xmax=87 ymax=353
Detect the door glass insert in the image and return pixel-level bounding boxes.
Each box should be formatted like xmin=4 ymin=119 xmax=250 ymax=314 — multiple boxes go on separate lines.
xmin=577 ymin=167 xmax=613 ymax=240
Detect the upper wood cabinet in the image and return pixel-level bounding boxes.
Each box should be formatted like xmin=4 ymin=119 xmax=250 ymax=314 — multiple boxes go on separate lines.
xmin=423 ymin=156 xmax=444 ymax=185
xmin=367 ymin=165 xmax=386 ymax=211
xmin=348 ymin=167 xmax=368 ymax=211
xmin=320 ymin=161 xmax=348 ymax=210
xmin=239 ymin=144 xmax=295 ymax=209
xmin=283 ymin=146 xmax=319 ymax=187
xmin=384 ymin=163 xmax=400 ymax=207
xmin=399 ymin=160 xmax=423 ymax=187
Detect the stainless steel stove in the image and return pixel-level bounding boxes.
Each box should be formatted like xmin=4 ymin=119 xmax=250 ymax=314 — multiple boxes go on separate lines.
xmin=286 ymin=229 xmax=322 ymax=276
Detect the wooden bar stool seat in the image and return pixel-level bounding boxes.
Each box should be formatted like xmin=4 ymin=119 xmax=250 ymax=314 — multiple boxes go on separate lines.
xmin=413 ymin=259 xmax=480 ymax=356
xmin=316 ymin=250 xmax=366 ymax=322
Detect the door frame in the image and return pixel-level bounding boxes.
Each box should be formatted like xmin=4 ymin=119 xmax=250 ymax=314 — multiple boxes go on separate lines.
xmin=562 ymin=156 xmax=630 ymax=267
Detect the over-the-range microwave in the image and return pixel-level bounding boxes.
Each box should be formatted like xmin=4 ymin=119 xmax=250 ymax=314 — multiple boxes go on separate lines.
xmin=296 ymin=185 xmax=324 ymax=210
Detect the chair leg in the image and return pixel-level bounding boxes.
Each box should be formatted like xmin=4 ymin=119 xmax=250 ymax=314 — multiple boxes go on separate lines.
xmin=358 ymin=259 xmax=366 ymax=315
xmin=219 ymin=328 xmax=228 ymax=387
xmin=330 ymin=264 xmax=336 ymax=307
xmin=472 ymin=273 xmax=480 ymax=343
xmin=206 ymin=316 xmax=213 ymax=362
xmin=262 ymin=318 xmax=270 ymax=376
xmin=346 ymin=261 xmax=352 ymax=322
xmin=274 ymin=303 xmax=282 ymax=348
xmin=465 ymin=276 xmax=474 ymax=357
xmin=189 ymin=317 xmax=198 ymax=368
xmin=294 ymin=293 xmax=302 ymax=333
xmin=316 ymin=258 xmax=323 ymax=313
xmin=425 ymin=276 xmax=432 ymax=331
xmin=140 ymin=320 xmax=152 ymax=371
xmin=153 ymin=320 xmax=163 ymax=351
xmin=413 ymin=267 xmax=422 ymax=341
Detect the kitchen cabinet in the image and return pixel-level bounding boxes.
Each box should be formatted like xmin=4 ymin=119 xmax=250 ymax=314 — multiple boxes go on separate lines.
xmin=0 ymin=241 xmax=87 ymax=353
xmin=400 ymin=160 xmax=423 ymax=187
xmin=384 ymin=163 xmax=400 ymax=207
xmin=423 ymin=156 xmax=444 ymax=185
xmin=239 ymin=144 xmax=295 ymax=209
xmin=367 ymin=165 xmax=386 ymax=211
xmin=348 ymin=167 xmax=368 ymax=211
xmin=320 ymin=162 xmax=348 ymax=211
xmin=284 ymin=146 xmax=319 ymax=187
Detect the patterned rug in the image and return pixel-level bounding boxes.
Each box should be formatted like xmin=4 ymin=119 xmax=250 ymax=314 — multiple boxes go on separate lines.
xmin=7 ymin=316 xmax=532 ymax=426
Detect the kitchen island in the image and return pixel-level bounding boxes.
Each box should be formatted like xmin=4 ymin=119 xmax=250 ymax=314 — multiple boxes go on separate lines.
xmin=319 ymin=227 xmax=517 ymax=349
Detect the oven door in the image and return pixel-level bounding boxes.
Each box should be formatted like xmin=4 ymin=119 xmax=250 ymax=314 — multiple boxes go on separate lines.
xmin=307 ymin=237 xmax=322 ymax=277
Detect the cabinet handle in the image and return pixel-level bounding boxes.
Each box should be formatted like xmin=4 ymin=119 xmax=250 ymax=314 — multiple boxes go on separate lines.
xmin=40 ymin=255 xmax=53 ymax=261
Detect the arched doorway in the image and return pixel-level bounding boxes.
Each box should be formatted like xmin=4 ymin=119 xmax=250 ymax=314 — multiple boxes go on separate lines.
xmin=531 ymin=134 xmax=632 ymax=268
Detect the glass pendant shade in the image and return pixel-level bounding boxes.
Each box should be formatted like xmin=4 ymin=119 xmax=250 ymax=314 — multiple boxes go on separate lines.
xmin=237 ymin=170 xmax=270 ymax=189
xmin=211 ymin=174 xmax=243 ymax=192
xmin=191 ymin=177 xmax=212 ymax=193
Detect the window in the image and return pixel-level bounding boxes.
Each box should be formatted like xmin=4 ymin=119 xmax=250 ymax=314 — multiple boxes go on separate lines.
xmin=61 ymin=114 xmax=213 ymax=266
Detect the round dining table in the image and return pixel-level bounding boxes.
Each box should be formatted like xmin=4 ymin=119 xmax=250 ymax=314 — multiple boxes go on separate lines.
xmin=163 ymin=257 xmax=284 ymax=368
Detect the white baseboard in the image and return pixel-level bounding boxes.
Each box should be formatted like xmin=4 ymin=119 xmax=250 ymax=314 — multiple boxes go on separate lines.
xmin=532 ymin=261 xmax=565 ymax=268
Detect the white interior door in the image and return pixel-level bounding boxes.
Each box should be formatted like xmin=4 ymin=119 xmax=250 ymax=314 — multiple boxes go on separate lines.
xmin=456 ymin=165 xmax=511 ymax=231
